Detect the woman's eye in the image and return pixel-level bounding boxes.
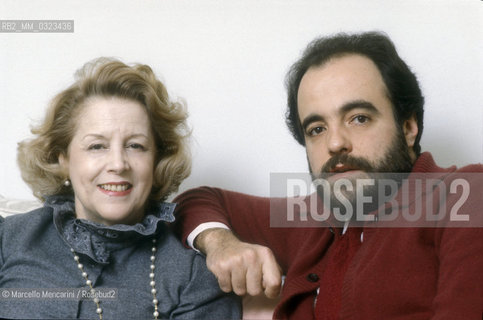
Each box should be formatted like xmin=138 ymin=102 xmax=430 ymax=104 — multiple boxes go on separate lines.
xmin=127 ymin=143 xmax=146 ymax=150
xmin=88 ymin=144 xmax=105 ymax=150
xmin=307 ymin=126 xmax=325 ymax=136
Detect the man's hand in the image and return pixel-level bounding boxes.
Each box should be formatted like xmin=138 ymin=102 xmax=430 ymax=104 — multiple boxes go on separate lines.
xmin=195 ymin=228 xmax=282 ymax=298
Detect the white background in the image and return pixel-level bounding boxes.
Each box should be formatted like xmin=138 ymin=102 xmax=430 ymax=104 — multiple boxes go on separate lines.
xmin=1 ymin=0 xmax=482 ymax=201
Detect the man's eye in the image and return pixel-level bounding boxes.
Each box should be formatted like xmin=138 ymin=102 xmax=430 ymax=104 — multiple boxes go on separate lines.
xmin=307 ymin=126 xmax=325 ymax=136
xmin=352 ymin=115 xmax=369 ymax=124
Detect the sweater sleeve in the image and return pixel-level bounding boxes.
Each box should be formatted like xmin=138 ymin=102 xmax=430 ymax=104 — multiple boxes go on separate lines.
xmin=431 ymin=168 xmax=483 ymax=319
xmin=431 ymin=227 xmax=483 ymax=319
xmin=173 ymin=186 xmax=301 ymax=272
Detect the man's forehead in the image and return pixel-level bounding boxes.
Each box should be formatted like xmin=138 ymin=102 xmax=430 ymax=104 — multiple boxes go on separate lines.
xmin=297 ymin=54 xmax=391 ymax=117
xmin=301 ymin=54 xmax=385 ymax=90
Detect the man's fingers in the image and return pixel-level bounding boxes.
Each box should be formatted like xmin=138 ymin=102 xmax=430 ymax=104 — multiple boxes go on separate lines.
xmin=209 ymin=263 xmax=233 ymax=293
xmin=262 ymin=268 xmax=282 ymax=298
xmin=208 ymin=250 xmax=249 ymax=295
xmin=230 ymin=263 xmax=248 ymax=296
xmin=246 ymin=261 xmax=263 ymax=296
xmin=206 ymin=253 xmax=236 ymax=293
xmin=216 ymin=273 xmax=233 ymax=293
xmin=260 ymin=247 xmax=283 ymax=298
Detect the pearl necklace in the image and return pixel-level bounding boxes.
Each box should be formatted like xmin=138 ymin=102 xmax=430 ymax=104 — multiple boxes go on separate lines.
xmin=70 ymin=238 xmax=160 ymax=320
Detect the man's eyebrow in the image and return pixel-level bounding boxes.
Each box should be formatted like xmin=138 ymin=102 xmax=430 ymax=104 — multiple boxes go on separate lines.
xmin=301 ymin=114 xmax=325 ymax=132
xmin=339 ymin=100 xmax=381 ymax=116
xmin=301 ymin=100 xmax=381 ymax=132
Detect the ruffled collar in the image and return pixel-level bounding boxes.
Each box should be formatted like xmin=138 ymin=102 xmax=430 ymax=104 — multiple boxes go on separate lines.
xmin=47 ymin=195 xmax=176 ymax=264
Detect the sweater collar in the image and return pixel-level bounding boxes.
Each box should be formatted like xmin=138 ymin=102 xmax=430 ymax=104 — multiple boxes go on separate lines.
xmin=361 ymin=152 xmax=457 ymax=227
xmin=323 ymin=152 xmax=455 ymax=230
xmin=46 ymin=195 xmax=176 ymax=264
xmin=410 ymin=152 xmax=456 ymax=173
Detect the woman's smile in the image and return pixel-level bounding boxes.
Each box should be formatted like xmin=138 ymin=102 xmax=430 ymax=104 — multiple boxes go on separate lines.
xmin=98 ymin=182 xmax=133 ymax=195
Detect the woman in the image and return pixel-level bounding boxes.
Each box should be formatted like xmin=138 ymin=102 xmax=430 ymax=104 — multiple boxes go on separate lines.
xmin=0 ymin=58 xmax=241 ymax=319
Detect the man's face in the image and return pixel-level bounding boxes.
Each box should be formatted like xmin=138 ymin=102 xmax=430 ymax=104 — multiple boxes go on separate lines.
xmin=297 ymin=54 xmax=417 ymax=186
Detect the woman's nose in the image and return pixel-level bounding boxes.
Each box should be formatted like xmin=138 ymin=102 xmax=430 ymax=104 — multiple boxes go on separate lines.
xmin=106 ymin=147 xmax=129 ymax=173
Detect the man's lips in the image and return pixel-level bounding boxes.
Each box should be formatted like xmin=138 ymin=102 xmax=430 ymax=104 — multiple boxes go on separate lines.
xmin=323 ymin=164 xmax=366 ymax=180
xmin=329 ymin=164 xmax=359 ymax=174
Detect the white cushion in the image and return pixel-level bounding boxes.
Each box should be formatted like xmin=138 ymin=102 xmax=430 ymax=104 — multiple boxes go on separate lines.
xmin=0 ymin=194 xmax=42 ymax=218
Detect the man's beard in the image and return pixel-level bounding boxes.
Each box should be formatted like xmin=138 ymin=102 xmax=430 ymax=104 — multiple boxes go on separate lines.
xmin=309 ymin=128 xmax=414 ymax=220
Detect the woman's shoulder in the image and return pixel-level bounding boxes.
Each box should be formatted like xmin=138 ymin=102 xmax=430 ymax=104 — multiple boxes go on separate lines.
xmin=0 ymin=206 xmax=54 ymax=266
xmin=156 ymin=225 xmax=213 ymax=273
xmin=1 ymin=206 xmax=52 ymax=234
xmin=157 ymin=225 xmax=198 ymax=260
xmin=156 ymin=226 xmax=222 ymax=288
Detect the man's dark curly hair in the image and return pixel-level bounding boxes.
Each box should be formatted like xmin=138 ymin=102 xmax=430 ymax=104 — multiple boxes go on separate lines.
xmin=285 ymin=31 xmax=424 ymax=155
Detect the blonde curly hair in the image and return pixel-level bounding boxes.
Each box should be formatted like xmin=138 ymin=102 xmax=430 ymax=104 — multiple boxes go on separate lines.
xmin=17 ymin=57 xmax=191 ymax=202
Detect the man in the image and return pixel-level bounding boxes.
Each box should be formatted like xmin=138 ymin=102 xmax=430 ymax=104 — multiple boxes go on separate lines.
xmin=174 ymin=32 xmax=482 ymax=319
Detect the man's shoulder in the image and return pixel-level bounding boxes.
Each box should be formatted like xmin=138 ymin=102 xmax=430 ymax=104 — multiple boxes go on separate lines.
xmin=442 ymin=161 xmax=483 ymax=185
xmin=452 ymin=162 xmax=483 ymax=173
xmin=415 ymin=152 xmax=483 ymax=174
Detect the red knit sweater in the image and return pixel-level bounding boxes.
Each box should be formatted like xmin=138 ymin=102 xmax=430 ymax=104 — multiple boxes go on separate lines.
xmin=174 ymin=153 xmax=483 ymax=319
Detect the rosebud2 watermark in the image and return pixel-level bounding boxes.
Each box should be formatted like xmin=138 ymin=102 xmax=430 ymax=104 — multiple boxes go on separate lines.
xmin=270 ymin=172 xmax=482 ymax=228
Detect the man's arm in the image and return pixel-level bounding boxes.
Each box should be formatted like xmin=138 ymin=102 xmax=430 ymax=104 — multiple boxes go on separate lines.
xmin=431 ymin=227 xmax=483 ymax=318
xmin=431 ymin=170 xmax=483 ymax=318
xmin=173 ymin=187 xmax=291 ymax=297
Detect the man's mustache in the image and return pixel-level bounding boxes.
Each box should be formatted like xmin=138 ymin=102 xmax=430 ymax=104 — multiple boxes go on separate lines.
xmin=319 ymin=154 xmax=374 ymax=178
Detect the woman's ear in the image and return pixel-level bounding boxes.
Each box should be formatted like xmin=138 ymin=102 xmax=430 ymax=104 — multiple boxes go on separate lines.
xmin=58 ymin=153 xmax=69 ymax=174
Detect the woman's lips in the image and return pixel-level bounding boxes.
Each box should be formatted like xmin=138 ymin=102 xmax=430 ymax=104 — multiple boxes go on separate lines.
xmin=98 ymin=182 xmax=133 ymax=196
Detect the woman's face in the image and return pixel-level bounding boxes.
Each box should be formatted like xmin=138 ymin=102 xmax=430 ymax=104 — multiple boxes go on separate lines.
xmin=59 ymin=96 xmax=157 ymax=225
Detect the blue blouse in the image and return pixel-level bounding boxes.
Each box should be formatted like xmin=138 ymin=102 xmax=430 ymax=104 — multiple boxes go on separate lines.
xmin=0 ymin=195 xmax=241 ymax=319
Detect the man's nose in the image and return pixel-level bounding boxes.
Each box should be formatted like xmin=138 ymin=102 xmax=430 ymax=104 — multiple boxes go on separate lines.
xmin=327 ymin=126 xmax=352 ymax=156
